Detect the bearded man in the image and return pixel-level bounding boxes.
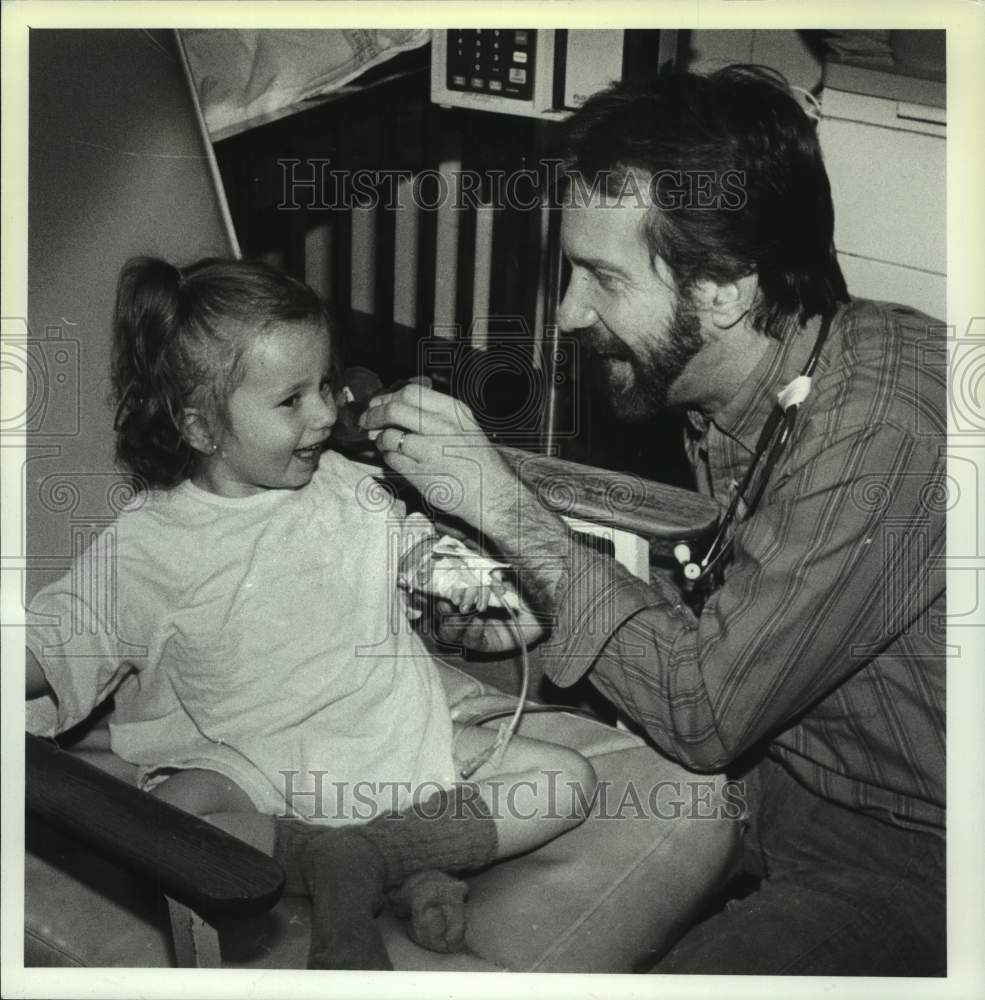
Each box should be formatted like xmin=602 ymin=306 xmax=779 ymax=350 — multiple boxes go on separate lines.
xmin=364 ymin=66 xmax=947 ymax=975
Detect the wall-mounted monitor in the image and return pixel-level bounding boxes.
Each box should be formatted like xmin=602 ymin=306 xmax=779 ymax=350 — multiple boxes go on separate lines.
xmin=431 ymin=29 xmax=679 ymax=119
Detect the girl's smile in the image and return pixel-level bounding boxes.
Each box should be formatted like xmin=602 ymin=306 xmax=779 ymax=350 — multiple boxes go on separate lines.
xmin=194 ymin=320 xmax=337 ymax=497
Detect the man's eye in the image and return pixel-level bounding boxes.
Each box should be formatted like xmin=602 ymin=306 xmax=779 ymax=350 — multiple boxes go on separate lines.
xmin=594 ymin=271 xmax=619 ymax=291
xmin=279 ymin=394 xmax=301 ymax=408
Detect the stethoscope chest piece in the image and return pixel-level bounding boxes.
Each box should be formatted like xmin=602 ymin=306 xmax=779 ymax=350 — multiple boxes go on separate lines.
xmin=671 ymin=542 xmax=704 ymax=583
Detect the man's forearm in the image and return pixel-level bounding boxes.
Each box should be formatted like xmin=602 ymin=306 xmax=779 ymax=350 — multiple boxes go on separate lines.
xmin=482 ymin=477 xmax=575 ymax=614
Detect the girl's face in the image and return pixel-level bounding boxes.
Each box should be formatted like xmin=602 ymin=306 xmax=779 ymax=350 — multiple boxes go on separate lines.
xmin=195 ymin=320 xmax=337 ymax=497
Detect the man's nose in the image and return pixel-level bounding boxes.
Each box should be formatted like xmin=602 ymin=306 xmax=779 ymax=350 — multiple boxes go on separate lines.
xmin=557 ymin=271 xmax=598 ymax=333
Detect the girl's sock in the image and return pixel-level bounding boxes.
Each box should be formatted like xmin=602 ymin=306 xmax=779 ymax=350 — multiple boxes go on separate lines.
xmin=274 ymin=819 xmax=392 ymax=969
xmin=356 ymin=782 xmax=499 ymax=885
xmin=273 ymin=783 xmax=498 ymax=969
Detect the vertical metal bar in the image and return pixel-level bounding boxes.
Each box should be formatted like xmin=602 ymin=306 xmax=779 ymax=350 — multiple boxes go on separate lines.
xmin=167 ymin=897 xmax=222 ymax=968
xmin=531 ymin=200 xmax=552 ymax=371
xmin=349 ymin=204 xmax=377 ymax=317
xmin=330 ymin=127 xmax=352 ymax=323
xmin=392 ymin=174 xmax=419 ymax=330
xmin=101 ymin=527 xmax=114 ymax=636
xmin=433 ymin=146 xmax=462 ymax=330
xmin=416 ymin=102 xmax=441 ymax=335
xmin=471 ymin=202 xmax=495 ymax=349
xmin=304 ymin=220 xmax=333 ymax=300
xmin=539 ymin=204 xmax=565 ymax=453
xmin=374 ymin=105 xmax=397 ymax=368
xmin=284 ymin=161 xmax=308 ymax=282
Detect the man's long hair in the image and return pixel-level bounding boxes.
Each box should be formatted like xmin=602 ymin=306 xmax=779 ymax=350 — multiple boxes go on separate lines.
xmin=550 ymin=66 xmax=849 ymax=339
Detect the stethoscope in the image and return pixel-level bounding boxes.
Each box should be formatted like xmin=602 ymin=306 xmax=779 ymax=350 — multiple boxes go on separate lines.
xmin=674 ymin=312 xmax=834 ymax=600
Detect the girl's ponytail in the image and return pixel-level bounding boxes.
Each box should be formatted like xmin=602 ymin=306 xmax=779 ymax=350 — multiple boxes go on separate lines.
xmin=112 ymin=257 xmax=196 ymax=487
xmin=110 ymin=254 xmax=332 ymax=490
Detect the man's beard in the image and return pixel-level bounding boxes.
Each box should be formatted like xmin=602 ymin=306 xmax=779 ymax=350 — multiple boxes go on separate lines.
xmin=587 ymin=296 xmax=704 ymax=423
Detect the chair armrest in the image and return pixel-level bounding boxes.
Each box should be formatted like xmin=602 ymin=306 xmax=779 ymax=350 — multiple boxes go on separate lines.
xmin=497 ymin=446 xmax=718 ymax=543
xmin=26 ymin=734 xmax=284 ymax=918
xmin=349 ymin=444 xmax=717 ymax=546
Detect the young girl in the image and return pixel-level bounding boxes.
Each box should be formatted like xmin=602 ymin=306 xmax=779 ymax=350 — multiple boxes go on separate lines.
xmin=24 ymin=257 xmax=596 ymax=970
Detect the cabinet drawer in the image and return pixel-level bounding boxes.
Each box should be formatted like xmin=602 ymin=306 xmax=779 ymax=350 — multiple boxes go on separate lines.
xmin=819 ymin=102 xmax=945 ymax=275
xmin=837 ymin=252 xmax=945 ymax=321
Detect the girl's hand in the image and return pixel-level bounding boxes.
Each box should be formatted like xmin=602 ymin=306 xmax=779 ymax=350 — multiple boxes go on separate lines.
xmin=429 ymin=586 xmax=547 ymax=656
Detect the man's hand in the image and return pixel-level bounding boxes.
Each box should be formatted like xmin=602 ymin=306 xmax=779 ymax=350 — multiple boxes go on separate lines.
xmin=428 ymin=598 xmax=546 ymax=656
xmin=364 ymin=384 xmax=575 ymax=613
xmin=360 ymin=385 xmax=519 ymax=536
xmin=397 ymin=533 xmax=545 ymax=653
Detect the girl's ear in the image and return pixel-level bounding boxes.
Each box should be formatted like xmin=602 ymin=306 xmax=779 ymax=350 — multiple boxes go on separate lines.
xmin=181 ymin=408 xmax=217 ymax=456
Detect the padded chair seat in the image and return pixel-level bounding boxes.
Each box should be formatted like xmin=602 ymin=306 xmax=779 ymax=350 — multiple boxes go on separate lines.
xmin=25 ymin=661 xmax=740 ymax=971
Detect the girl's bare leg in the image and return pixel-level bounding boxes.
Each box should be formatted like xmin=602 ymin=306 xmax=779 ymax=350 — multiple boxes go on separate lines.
xmin=149 ymin=768 xmax=275 ymax=854
xmin=453 ymin=724 xmax=598 ymax=857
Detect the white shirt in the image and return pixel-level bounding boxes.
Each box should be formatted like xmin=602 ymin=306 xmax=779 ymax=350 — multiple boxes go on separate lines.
xmin=26 ymin=452 xmax=457 ymax=824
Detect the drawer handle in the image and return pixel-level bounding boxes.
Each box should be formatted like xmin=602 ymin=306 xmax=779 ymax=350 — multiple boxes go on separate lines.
xmin=896 ymin=102 xmax=946 ymax=126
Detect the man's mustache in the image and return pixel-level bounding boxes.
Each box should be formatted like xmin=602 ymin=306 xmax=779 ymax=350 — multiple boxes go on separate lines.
xmin=580 ymin=328 xmax=633 ymax=360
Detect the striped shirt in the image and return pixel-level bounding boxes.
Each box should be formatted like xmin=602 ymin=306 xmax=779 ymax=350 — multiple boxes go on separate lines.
xmin=538 ymin=299 xmax=947 ymax=833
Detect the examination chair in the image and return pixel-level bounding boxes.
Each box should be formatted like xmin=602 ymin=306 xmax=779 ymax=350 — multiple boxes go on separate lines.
xmin=26 ymin=659 xmax=740 ymax=972
xmin=24 ymin=453 xmax=741 ymax=973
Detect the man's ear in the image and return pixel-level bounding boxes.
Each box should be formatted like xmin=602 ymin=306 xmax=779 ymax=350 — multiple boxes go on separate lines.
xmin=181 ymin=408 xmax=217 ymax=456
xmin=691 ymin=274 xmax=759 ymax=330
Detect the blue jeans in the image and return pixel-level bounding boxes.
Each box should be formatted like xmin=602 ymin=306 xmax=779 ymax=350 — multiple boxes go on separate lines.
xmin=655 ymin=755 xmax=946 ymax=976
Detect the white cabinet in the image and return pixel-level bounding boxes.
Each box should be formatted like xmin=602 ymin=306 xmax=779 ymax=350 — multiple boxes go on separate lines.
xmin=819 ymin=86 xmax=946 ymax=320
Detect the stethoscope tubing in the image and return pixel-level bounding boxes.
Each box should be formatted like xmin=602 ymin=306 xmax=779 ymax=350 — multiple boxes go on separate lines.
xmin=681 ymin=311 xmax=834 ymax=586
